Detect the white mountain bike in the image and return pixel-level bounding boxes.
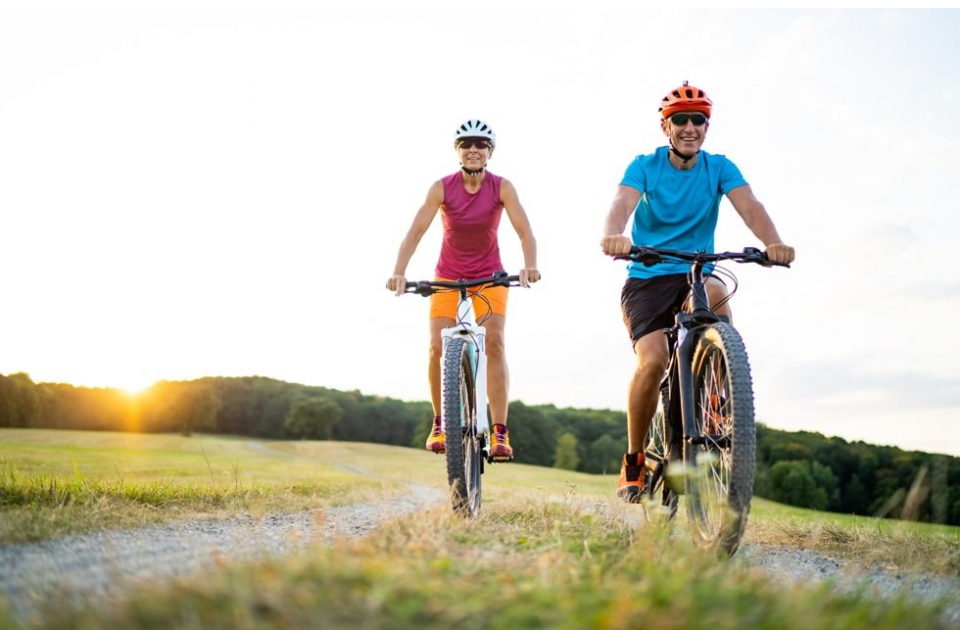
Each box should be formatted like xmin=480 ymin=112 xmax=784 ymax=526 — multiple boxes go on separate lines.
xmin=405 ymin=271 xmax=521 ymax=516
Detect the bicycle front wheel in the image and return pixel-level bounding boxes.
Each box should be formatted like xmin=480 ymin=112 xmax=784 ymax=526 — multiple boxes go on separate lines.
xmin=441 ymin=338 xmax=482 ymax=516
xmin=683 ymin=322 xmax=755 ymax=555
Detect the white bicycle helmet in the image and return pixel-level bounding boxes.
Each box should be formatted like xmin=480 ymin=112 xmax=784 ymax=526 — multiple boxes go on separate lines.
xmin=453 ymin=119 xmax=496 ymax=147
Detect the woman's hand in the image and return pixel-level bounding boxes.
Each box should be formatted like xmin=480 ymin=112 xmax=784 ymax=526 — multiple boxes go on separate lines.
xmin=519 ymin=268 xmax=541 ymax=287
xmin=386 ymin=274 xmax=407 ymax=296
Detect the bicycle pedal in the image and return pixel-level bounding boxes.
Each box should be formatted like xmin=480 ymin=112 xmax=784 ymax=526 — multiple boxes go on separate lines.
xmin=488 ymin=455 xmax=513 ymax=464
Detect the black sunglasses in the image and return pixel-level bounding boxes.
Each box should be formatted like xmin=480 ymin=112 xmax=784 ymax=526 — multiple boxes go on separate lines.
xmin=669 ymin=113 xmax=708 ymax=126
xmin=456 ymin=137 xmax=492 ymax=150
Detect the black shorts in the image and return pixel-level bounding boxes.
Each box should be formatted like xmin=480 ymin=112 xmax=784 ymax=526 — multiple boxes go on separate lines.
xmin=620 ymin=274 xmax=690 ymax=348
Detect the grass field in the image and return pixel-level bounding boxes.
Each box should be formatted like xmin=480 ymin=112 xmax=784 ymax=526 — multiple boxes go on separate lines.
xmin=0 ymin=428 xmax=957 ymax=629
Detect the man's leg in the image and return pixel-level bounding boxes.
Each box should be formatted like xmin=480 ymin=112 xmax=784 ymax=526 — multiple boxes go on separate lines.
xmin=626 ymin=330 xmax=670 ymax=454
xmin=617 ymin=329 xmax=670 ymax=501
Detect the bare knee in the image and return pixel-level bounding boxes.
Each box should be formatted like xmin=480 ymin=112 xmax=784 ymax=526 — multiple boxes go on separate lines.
xmin=633 ymin=332 xmax=669 ymax=386
xmin=429 ymin=336 xmax=444 ymax=362
xmin=633 ymin=353 xmax=667 ymax=387
xmin=485 ymin=333 xmax=505 ymax=362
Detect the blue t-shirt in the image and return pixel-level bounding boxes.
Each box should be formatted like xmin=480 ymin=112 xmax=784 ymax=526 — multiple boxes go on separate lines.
xmin=619 ymin=146 xmax=747 ymax=279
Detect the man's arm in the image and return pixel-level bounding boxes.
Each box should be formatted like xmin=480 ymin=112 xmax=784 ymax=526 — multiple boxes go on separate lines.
xmin=727 ymin=185 xmax=795 ymax=264
xmin=601 ymin=185 xmax=641 ymax=256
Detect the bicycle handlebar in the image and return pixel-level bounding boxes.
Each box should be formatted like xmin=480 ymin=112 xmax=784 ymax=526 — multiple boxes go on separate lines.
xmin=616 ymin=246 xmax=790 ymax=268
xmin=404 ymin=271 xmax=522 ymax=297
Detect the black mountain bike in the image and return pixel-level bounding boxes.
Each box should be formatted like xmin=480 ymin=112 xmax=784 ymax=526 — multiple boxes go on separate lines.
xmin=618 ymin=246 xmax=787 ymax=555
xmin=405 ymin=272 xmax=521 ymax=516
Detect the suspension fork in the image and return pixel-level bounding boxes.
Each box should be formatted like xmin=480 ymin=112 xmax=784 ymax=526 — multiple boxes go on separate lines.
xmin=445 ymin=285 xmax=488 ymax=439
xmin=677 ymin=259 xmax=714 ymax=443
xmin=676 ymin=318 xmax=699 ymax=443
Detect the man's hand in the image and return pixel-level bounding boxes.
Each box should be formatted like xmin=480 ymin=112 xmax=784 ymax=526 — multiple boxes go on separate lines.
xmin=765 ymin=242 xmax=796 ymax=265
xmin=386 ymin=274 xmax=407 ymax=296
xmin=601 ymin=235 xmax=633 ymax=257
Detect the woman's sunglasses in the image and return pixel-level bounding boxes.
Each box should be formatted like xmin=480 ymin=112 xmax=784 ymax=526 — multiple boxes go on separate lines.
xmin=669 ymin=113 xmax=708 ymax=126
xmin=456 ymin=137 xmax=492 ymax=150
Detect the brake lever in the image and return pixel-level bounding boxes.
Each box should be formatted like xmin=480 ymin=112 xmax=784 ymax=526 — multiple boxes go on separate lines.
xmin=413 ymin=281 xmax=435 ymax=296
xmin=622 ymin=247 xmax=662 ymax=267
xmin=741 ymin=247 xmax=790 ymax=268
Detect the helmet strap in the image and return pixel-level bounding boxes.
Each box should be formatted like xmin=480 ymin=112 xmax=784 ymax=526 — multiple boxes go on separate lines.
xmin=669 ymin=145 xmax=698 ymax=165
xmin=460 ymin=164 xmax=486 ymax=177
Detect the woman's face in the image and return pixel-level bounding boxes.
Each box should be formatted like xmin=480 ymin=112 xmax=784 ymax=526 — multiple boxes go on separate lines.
xmin=456 ymin=137 xmax=493 ymax=171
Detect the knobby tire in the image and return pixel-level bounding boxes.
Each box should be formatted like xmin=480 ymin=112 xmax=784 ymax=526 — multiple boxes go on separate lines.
xmin=441 ymin=338 xmax=482 ymax=516
xmin=683 ymin=322 xmax=756 ymax=555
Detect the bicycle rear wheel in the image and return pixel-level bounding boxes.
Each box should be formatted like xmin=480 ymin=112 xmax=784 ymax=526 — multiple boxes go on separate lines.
xmin=683 ymin=322 xmax=755 ymax=555
xmin=643 ymin=384 xmax=680 ymax=519
xmin=441 ymin=338 xmax=482 ymax=516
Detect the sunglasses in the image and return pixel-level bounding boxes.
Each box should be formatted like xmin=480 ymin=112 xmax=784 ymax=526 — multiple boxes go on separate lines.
xmin=456 ymin=137 xmax=492 ymax=150
xmin=669 ymin=113 xmax=708 ymax=126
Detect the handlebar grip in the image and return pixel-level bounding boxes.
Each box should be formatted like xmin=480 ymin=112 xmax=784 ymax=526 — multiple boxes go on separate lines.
xmin=627 ymin=246 xmax=662 ymax=267
xmin=403 ymin=281 xmax=435 ymax=296
xmin=755 ymin=249 xmax=791 ymax=269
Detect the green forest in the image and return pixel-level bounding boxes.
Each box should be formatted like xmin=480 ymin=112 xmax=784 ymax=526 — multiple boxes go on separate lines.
xmin=1 ymin=371 xmax=957 ymax=526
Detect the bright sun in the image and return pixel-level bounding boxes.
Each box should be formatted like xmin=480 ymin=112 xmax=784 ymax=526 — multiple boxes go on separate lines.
xmin=114 ymin=378 xmax=157 ymax=396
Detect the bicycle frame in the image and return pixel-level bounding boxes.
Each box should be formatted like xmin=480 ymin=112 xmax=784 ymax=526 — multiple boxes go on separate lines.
xmin=673 ymin=259 xmax=722 ymax=446
xmin=624 ymin=246 xmax=785 ymax=447
xmin=442 ymin=290 xmax=491 ymax=443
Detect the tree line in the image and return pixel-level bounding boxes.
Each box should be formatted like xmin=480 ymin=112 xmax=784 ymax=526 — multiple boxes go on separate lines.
xmin=1 ymin=372 xmax=957 ymax=525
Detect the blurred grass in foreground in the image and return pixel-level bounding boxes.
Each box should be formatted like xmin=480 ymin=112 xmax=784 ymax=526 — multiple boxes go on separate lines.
xmin=4 ymin=492 xmax=952 ymax=630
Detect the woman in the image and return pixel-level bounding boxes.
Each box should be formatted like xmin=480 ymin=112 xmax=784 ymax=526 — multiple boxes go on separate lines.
xmin=386 ymin=119 xmax=540 ymax=461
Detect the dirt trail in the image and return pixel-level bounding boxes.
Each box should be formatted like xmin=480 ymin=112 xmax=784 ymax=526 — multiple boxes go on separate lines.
xmin=0 ymin=483 xmax=442 ymax=626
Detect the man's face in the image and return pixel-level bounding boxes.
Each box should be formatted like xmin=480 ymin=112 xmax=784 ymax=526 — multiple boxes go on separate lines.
xmin=661 ymin=111 xmax=710 ymax=156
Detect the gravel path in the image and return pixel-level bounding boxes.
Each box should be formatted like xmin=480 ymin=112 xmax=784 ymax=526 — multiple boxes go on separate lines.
xmin=738 ymin=544 xmax=960 ymax=626
xmin=0 ymin=484 xmax=442 ymax=626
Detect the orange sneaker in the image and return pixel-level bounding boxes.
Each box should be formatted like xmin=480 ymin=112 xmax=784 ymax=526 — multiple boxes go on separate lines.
xmin=425 ymin=417 xmax=445 ymax=454
xmin=488 ymin=423 xmax=513 ymax=462
xmin=616 ymin=453 xmax=646 ymax=503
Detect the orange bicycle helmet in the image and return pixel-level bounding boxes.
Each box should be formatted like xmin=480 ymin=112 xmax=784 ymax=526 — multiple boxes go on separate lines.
xmin=659 ymin=81 xmax=713 ymax=119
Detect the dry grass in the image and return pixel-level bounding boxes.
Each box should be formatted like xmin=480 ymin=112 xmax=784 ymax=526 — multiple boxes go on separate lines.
xmin=14 ymin=493 xmax=951 ymax=630
xmin=0 ymin=430 xmax=393 ymax=543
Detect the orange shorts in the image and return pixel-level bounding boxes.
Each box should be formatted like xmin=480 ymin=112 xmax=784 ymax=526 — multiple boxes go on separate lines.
xmin=428 ymin=278 xmax=509 ymax=321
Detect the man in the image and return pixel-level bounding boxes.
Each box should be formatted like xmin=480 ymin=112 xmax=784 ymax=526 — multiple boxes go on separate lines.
xmin=600 ymin=82 xmax=796 ymax=502
xmin=387 ymin=119 xmax=540 ymax=461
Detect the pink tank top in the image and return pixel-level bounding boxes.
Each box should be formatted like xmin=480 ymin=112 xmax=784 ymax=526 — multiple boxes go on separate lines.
xmin=435 ymin=171 xmax=504 ymax=280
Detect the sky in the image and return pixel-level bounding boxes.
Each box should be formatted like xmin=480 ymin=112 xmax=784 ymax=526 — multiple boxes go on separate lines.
xmin=1 ymin=4 xmax=958 ymax=456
